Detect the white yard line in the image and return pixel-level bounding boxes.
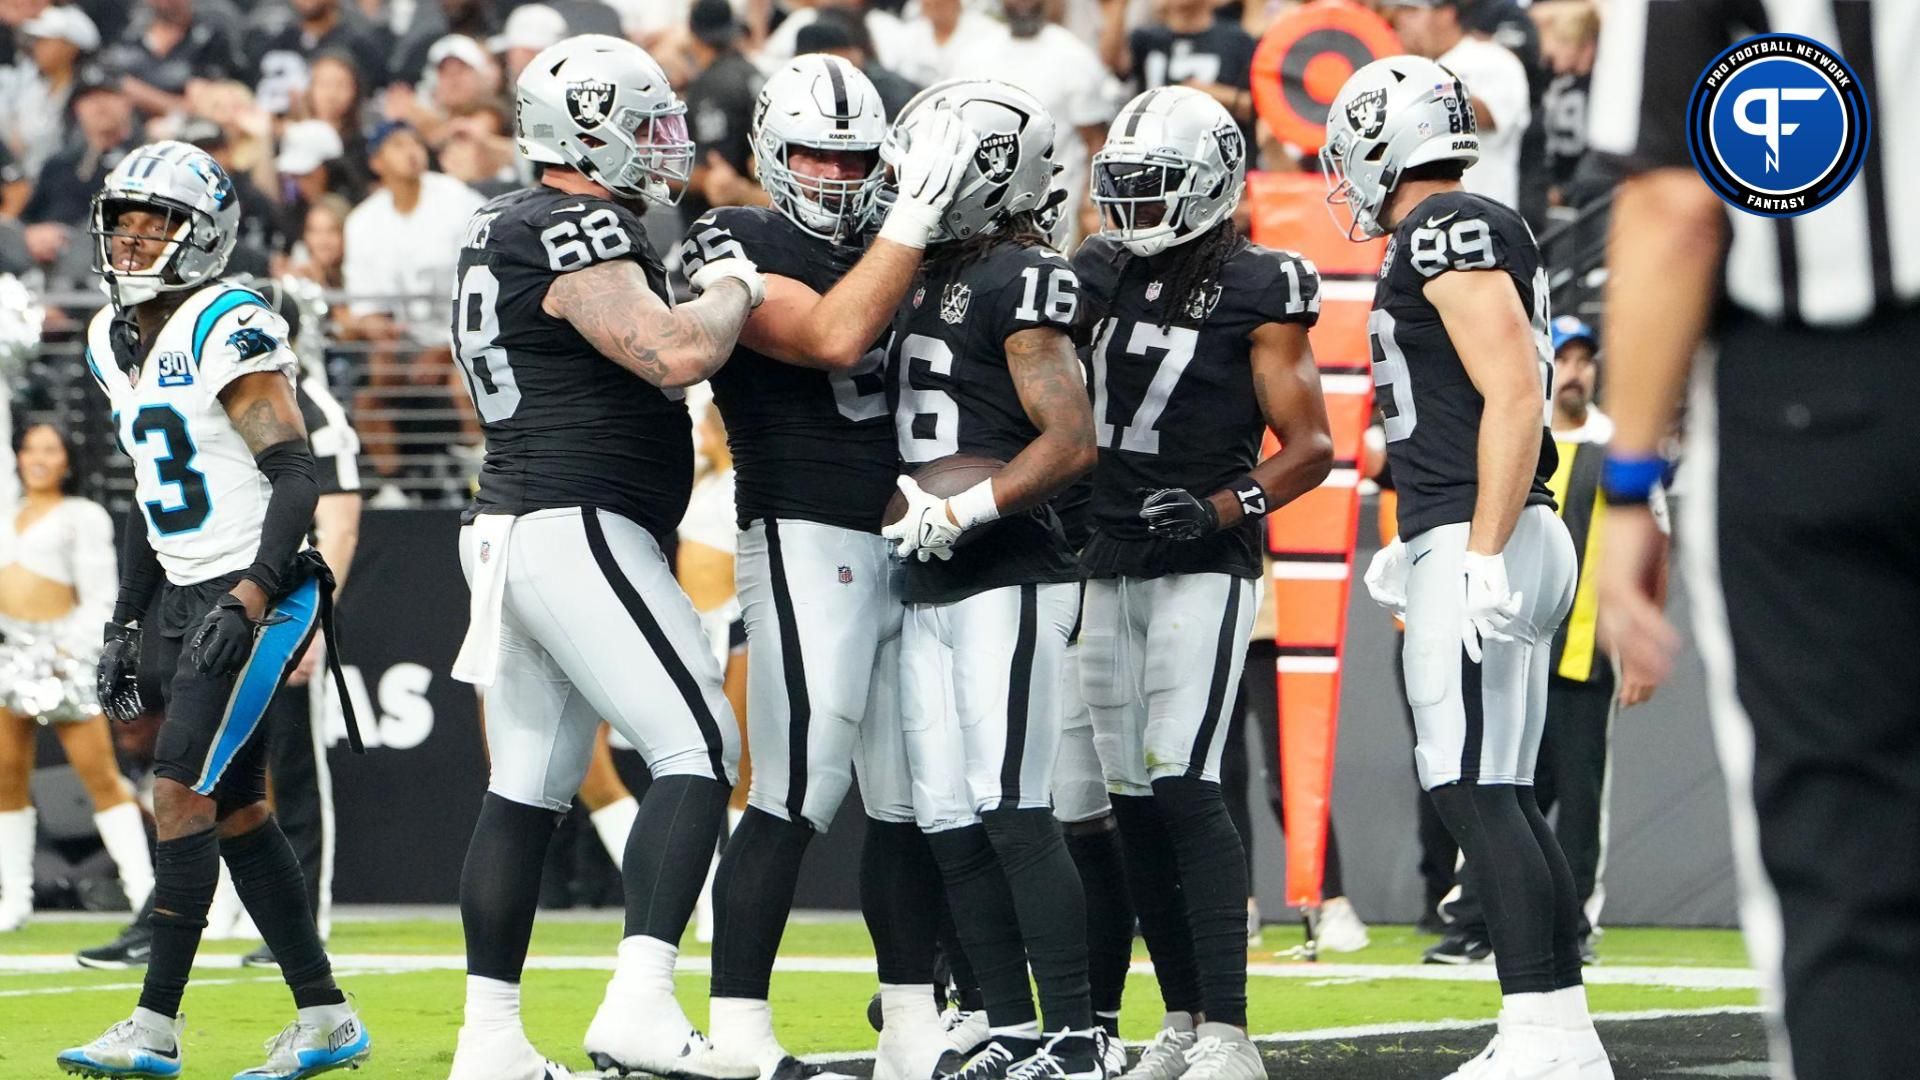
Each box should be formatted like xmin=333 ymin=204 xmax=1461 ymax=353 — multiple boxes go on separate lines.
xmin=0 ymin=952 xmax=1762 ymax=991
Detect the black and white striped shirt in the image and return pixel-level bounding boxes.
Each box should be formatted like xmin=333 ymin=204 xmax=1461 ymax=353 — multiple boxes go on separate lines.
xmin=298 ymin=375 xmax=361 ymax=498
xmin=1588 ymin=0 xmax=1916 ymax=326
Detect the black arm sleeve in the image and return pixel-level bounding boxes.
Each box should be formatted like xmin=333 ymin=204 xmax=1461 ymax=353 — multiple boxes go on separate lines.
xmin=241 ymin=438 xmax=320 ymax=599
xmin=113 ymin=509 xmax=165 ymax=627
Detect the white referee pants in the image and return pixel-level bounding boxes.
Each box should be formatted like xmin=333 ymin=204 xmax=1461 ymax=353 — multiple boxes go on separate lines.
xmin=901 ymin=582 xmax=1080 ymax=830
xmin=1401 ymin=504 xmax=1578 ymax=790
xmin=1079 ymin=573 xmax=1259 ymax=796
xmin=735 ymin=518 xmax=913 ymax=831
xmin=458 ymin=506 xmax=739 ymax=811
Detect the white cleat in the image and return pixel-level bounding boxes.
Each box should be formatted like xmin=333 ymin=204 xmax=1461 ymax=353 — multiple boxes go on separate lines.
xmin=447 ymin=1025 xmax=574 ymax=1080
xmin=1315 ymin=897 xmax=1371 ymax=954
xmin=1099 ymin=1031 xmax=1126 ymax=1078
xmin=942 ymin=1008 xmax=991 ymax=1058
xmin=57 ymin=1012 xmax=185 ymax=1078
xmin=1177 ymin=1026 xmax=1263 ymax=1080
xmin=1446 ymin=1026 xmax=1500 ymax=1079
xmin=1469 ymin=1022 xmax=1582 ymax=1080
xmin=234 ymin=1003 xmax=372 ymax=1078
xmin=585 ymin=992 xmax=757 ymax=1080
xmin=874 ymin=1031 xmax=963 ymax=1080
xmin=0 ymin=896 xmax=30 ymax=933
xmin=1568 ymin=1024 xmax=1612 ymax=1079
xmin=1118 ymin=1026 xmax=1196 ymax=1080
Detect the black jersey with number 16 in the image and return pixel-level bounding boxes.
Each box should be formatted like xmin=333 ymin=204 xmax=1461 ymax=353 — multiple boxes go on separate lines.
xmin=1371 ymin=190 xmax=1556 ymax=540
xmin=451 ymin=186 xmax=693 ymax=540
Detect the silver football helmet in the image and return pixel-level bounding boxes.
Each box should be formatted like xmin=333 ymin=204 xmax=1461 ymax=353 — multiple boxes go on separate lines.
xmin=515 ymin=34 xmax=693 ymax=204
xmin=1320 ymin=56 xmax=1480 ymax=241
xmin=879 ymin=79 xmax=1056 ymax=244
xmin=90 ymin=140 xmax=240 ymax=308
xmin=754 ymin=54 xmax=887 ymax=242
xmin=1091 ymin=86 xmax=1246 ymax=257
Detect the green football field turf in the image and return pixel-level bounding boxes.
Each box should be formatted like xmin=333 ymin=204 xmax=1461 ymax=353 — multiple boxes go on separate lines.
xmin=0 ymin=916 xmax=1758 ymax=1078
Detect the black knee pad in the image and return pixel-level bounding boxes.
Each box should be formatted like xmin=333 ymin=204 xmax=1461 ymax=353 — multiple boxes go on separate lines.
xmin=980 ymin=806 xmax=1067 ymax=875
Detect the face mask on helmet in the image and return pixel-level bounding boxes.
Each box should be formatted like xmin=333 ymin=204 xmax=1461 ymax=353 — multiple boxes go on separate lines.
xmin=610 ymin=108 xmax=695 ymax=203
xmin=767 ymin=143 xmax=881 ymax=241
xmin=1093 ymin=157 xmax=1195 ymax=253
xmin=90 ymin=196 xmax=202 ymax=308
xmin=1318 ymin=130 xmax=1385 ymax=241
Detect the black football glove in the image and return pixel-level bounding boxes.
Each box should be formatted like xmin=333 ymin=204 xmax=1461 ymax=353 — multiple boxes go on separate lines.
xmin=191 ymin=594 xmax=259 ymax=677
xmin=1139 ymin=487 xmax=1219 ymax=541
xmin=97 ymin=621 xmax=144 ymax=724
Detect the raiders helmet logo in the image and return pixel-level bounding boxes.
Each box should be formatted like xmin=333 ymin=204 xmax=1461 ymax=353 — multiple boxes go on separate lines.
xmin=566 ymin=79 xmax=616 ymax=129
xmin=1345 ymin=88 xmax=1388 ymax=140
xmin=1215 ymin=125 xmax=1244 ymax=176
xmin=940 ymin=282 xmax=972 ymax=325
xmin=975 ymin=131 xmax=1020 ymax=185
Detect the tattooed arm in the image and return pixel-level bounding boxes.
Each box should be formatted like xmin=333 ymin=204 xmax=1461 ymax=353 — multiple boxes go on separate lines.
xmin=220 ymin=371 xmax=317 ymax=618
xmin=543 ymin=258 xmax=753 ymax=387
xmin=992 ymin=326 xmax=1097 ymax=515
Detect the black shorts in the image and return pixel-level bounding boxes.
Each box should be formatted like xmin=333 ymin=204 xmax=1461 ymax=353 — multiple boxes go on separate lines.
xmin=141 ymin=571 xmax=323 ymax=812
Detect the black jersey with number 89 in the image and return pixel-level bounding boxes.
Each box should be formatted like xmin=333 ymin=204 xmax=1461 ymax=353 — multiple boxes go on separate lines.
xmin=1371 ymin=190 xmax=1557 ymax=540
xmin=1073 ymin=233 xmax=1320 ymax=580
xmin=451 ymin=186 xmax=692 ymax=539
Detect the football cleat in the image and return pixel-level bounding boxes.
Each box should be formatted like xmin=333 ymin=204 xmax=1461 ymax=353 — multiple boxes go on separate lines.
xmin=447 ymin=1025 xmax=574 ymax=1080
xmin=76 ymin=922 xmax=153 ymax=970
xmin=233 ymin=1005 xmax=372 ymax=1078
xmin=1098 ymin=1031 xmax=1126 ymax=1078
xmin=942 ymin=1008 xmax=991 ymax=1057
xmin=57 ymin=1013 xmax=185 ymax=1078
xmin=1117 ymin=1025 xmax=1195 ymax=1080
xmin=1004 ymin=1033 xmax=1102 ymax=1080
xmin=1178 ymin=1027 xmax=1263 ymax=1080
xmin=942 ymin=1037 xmax=1031 ymax=1080
xmin=242 ymin=942 xmax=281 ymax=968
xmin=585 ymin=990 xmax=757 ymax=1080
xmin=1315 ymin=897 xmax=1371 ymax=954
xmin=1424 ymin=932 xmax=1495 ymax=965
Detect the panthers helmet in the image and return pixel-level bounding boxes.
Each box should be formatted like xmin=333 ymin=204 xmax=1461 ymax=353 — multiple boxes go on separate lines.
xmin=1320 ymin=56 xmax=1480 ymax=241
xmin=878 ymin=79 xmax=1056 ymax=244
xmin=515 ymin=34 xmax=693 ymax=205
xmin=90 ymin=140 xmax=239 ymax=309
xmin=1091 ymin=86 xmax=1246 ymax=257
xmin=753 ymin=54 xmax=887 ymax=242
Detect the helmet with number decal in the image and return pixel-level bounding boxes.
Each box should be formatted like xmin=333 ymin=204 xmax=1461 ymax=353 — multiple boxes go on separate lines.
xmin=1320 ymin=56 xmax=1480 ymax=241
xmin=877 ymin=79 xmax=1056 ymax=244
xmin=753 ymin=54 xmax=887 ymax=242
xmin=90 ymin=140 xmax=240 ymax=308
xmin=514 ymin=34 xmax=693 ymax=205
xmin=1091 ymin=87 xmax=1246 ymax=258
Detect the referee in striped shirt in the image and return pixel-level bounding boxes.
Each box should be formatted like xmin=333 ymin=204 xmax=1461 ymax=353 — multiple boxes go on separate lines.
xmin=1588 ymin=3 xmax=1916 ymax=1078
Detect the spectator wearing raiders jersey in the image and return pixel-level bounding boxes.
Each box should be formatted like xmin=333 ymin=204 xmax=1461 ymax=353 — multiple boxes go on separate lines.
xmin=1328 ymin=57 xmax=1603 ymax=1073
xmin=1591 ymin=2 xmax=1917 ymax=1076
xmin=881 ymin=80 xmax=1102 ymax=1080
xmin=1534 ymin=0 xmax=1601 ymax=211
xmin=1076 ymin=86 xmax=1331 ymax=1080
xmin=443 ymin=35 xmax=766 ymax=1080
xmin=673 ymin=56 xmax=979 ymax=1080
xmin=1110 ymin=0 xmax=1257 ymax=151
xmin=246 ymin=0 xmax=392 ymax=117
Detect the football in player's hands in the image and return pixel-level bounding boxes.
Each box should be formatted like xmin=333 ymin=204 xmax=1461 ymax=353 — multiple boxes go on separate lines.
xmin=688 ymin=256 xmax=766 ymax=308
xmin=881 ymin=454 xmax=1006 ymax=556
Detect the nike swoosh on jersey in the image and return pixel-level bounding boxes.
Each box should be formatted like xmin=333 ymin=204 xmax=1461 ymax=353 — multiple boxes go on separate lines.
xmin=1424 ymin=211 xmax=1459 ymax=228
xmin=555 ymin=202 xmax=587 ymax=214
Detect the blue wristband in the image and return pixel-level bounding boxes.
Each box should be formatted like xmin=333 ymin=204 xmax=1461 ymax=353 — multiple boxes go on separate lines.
xmin=1602 ymin=454 xmax=1665 ymax=505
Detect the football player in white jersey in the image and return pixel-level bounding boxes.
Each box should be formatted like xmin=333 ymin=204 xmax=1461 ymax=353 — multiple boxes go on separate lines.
xmin=57 ymin=141 xmax=372 ymax=1079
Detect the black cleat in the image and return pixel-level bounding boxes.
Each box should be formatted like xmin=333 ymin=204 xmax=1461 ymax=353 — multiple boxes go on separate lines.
xmin=1578 ymin=933 xmax=1599 ymax=966
xmin=76 ymin=923 xmax=152 ymax=970
xmin=240 ymin=943 xmax=279 ymax=968
xmin=1423 ymin=931 xmax=1494 ymax=965
xmin=941 ymin=1038 xmax=1035 ymax=1080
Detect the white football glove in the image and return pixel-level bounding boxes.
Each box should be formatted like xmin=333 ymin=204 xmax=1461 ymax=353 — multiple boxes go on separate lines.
xmin=1363 ymin=539 xmax=1409 ymax=617
xmin=688 ymin=256 xmax=766 ymax=308
xmin=882 ymin=476 xmax=963 ymax=562
xmin=1460 ymin=550 xmax=1522 ymax=663
xmin=879 ymin=102 xmax=979 ymax=249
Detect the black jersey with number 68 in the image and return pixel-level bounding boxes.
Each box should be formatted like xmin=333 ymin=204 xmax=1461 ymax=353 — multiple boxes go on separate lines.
xmin=1371 ymin=190 xmax=1557 ymax=540
xmin=452 ymin=186 xmax=692 ymax=539
xmin=677 ymin=207 xmax=897 ymax=534
xmin=1073 ymin=233 xmax=1321 ymax=580
xmin=888 ymin=241 xmax=1084 ymax=605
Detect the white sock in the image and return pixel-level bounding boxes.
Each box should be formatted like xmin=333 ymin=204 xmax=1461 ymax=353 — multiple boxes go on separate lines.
xmin=879 ymin=983 xmax=942 ymax=1034
xmin=611 ymin=934 xmax=679 ymax=996
xmin=589 ymin=797 xmax=638 ymax=871
xmin=0 ymin=808 xmax=35 ymax=909
xmin=298 ymin=1000 xmax=354 ymax=1028
xmin=131 ymin=1006 xmax=177 ymax=1044
xmin=465 ymin=974 xmax=522 ymax=1031
xmin=710 ymin=996 xmax=779 ymax=1054
xmin=1501 ymin=991 xmax=1557 ymax=1026
xmin=1162 ymin=1011 xmax=1196 ymax=1034
xmin=989 ymin=1020 xmax=1040 ymax=1040
xmin=1552 ymin=985 xmax=1595 ymax=1029
xmin=94 ymin=802 xmax=154 ymax=912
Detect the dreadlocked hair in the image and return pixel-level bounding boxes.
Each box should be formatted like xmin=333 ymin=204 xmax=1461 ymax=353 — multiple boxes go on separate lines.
xmin=924 ymin=209 xmax=1054 ymax=273
xmin=1129 ymin=219 xmax=1245 ymax=329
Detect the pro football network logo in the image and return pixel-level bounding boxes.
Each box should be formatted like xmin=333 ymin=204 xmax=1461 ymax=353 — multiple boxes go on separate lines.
xmin=1686 ymin=33 xmax=1870 ymax=217
xmin=975 ymin=132 xmax=1020 ymax=184
xmin=566 ymin=79 xmax=616 ymax=129
xmin=941 ymin=283 xmax=972 ymax=325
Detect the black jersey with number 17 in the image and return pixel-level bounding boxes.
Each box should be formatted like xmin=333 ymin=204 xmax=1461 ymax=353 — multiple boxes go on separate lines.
xmin=1371 ymin=190 xmax=1557 ymax=540
xmin=1073 ymin=233 xmax=1320 ymax=580
xmin=887 ymin=241 xmax=1084 ymax=605
xmin=676 ymin=207 xmax=897 ymax=533
xmin=452 ymin=186 xmax=692 ymax=540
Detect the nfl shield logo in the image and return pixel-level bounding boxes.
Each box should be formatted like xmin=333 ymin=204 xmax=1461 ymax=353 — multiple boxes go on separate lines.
xmin=940 ymin=283 xmax=972 ymax=325
xmin=837 ymin=565 xmax=853 ymax=584
xmin=1145 ymin=281 xmax=1163 ymax=301
xmin=479 ymin=541 xmax=492 ymax=563
xmin=913 ymin=286 xmax=925 ymax=308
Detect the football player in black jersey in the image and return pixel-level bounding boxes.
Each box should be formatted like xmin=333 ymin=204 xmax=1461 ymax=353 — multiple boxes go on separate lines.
xmin=443 ymin=36 xmax=769 ymax=1080
xmin=1324 ymin=57 xmax=1605 ymax=1078
xmin=673 ymin=55 xmax=980 ymax=1080
xmin=878 ymin=81 xmax=1103 ymax=1080
xmin=1075 ymin=86 xmax=1333 ymax=1080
